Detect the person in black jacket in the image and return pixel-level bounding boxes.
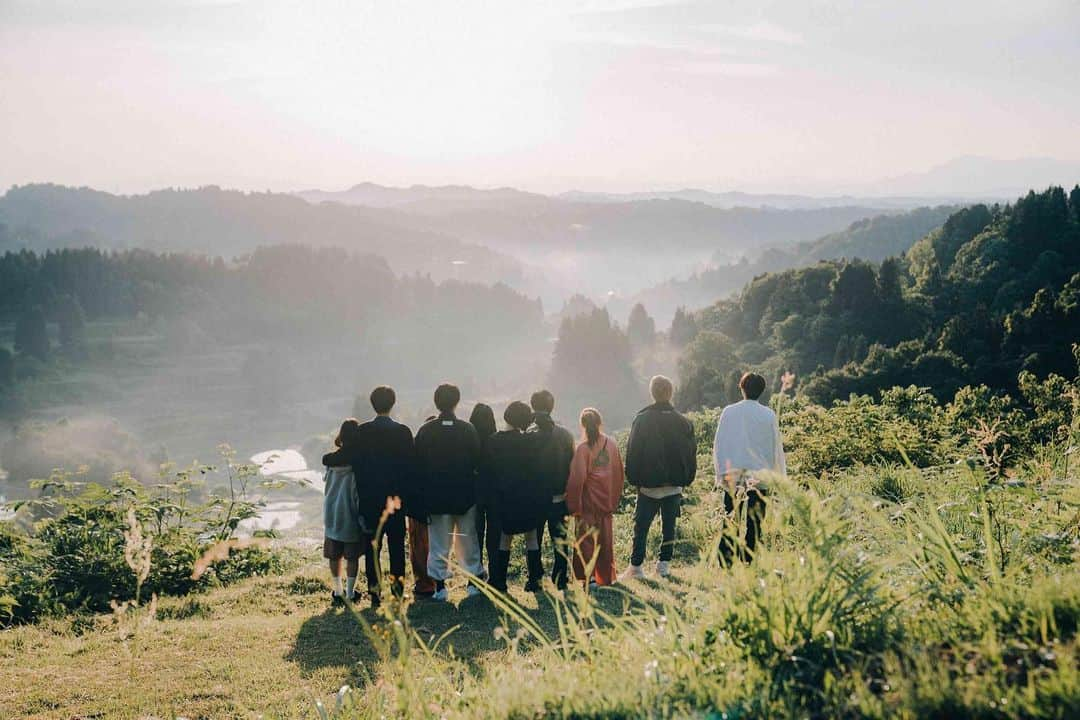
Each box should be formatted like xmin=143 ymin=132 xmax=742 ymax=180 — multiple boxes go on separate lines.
xmin=322 ymin=385 xmax=413 ymax=607
xmin=528 ymin=389 xmax=575 ymax=590
xmin=486 ymin=401 xmax=548 ymax=592
xmin=414 ymin=383 xmax=484 ymax=601
xmin=469 ymin=403 xmax=499 ymax=579
xmin=621 ymin=375 xmax=697 ymax=580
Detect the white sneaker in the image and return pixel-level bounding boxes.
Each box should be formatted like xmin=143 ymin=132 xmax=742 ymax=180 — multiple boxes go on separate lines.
xmin=465 ymin=585 xmax=481 ymax=598
xmin=432 ymin=587 xmax=449 ymax=601
xmin=655 ymin=561 xmax=671 ymax=577
xmin=619 ymin=564 xmax=646 ymax=581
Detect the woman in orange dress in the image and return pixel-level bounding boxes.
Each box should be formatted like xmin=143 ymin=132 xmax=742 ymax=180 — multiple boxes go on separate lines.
xmin=566 ymin=408 xmax=625 ymax=587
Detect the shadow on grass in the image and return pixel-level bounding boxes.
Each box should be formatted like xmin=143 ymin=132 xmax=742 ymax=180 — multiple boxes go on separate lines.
xmin=286 ymin=605 xmax=380 ymax=681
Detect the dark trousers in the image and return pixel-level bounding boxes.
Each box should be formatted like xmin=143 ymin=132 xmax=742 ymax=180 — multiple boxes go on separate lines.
xmin=630 ymin=492 xmax=681 ymax=566
xmin=718 ymin=487 xmax=766 ymax=565
xmin=477 ymin=504 xmax=500 ymax=580
xmin=364 ymin=511 xmax=406 ymax=594
xmin=537 ymin=500 xmax=569 ymax=587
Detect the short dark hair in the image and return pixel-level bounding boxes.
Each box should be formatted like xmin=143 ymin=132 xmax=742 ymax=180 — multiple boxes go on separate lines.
xmin=370 ymin=385 xmax=396 ymax=414
xmin=739 ymin=372 xmax=767 ymax=400
xmin=433 ymin=383 xmax=461 ymax=413
xmin=504 ymin=401 xmax=533 ymax=431
xmin=335 ymin=418 xmax=362 ymax=448
xmin=530 ymin=389 xmax=555 ymax=414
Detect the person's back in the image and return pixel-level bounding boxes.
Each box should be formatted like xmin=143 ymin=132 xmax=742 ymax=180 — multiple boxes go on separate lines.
xmin=414 ymin=383 xmax=484 ymax=600
xmin=622 ymin=375 xmax=696 ymax=579
xmin=527 ymin=390 xmax=576 ymax=589
xmin=488 ymin=428 xmax=546 ymax=534
xmin=712 ymin=372 xmax=785 ymax=566
xmin=415 ymin=412 xmax=481 ymax=516
xmin=354 ymin=415 xmax=414 ymax=526
xmin=713 ymin=399 xmax=785 ymax=480
xmin=529 ymin=412 xmax=575 ymax=501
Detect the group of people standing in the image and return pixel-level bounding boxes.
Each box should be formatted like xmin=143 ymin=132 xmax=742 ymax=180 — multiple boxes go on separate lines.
xmin=320 ymin=372 xmax=786 ymax=607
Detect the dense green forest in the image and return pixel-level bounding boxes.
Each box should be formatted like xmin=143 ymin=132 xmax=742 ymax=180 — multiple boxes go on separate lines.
xmin=676 ymin=186 xmax=1080 ymax=409
xmin=631 ymin=204 xmax=958 ymax=324
xmin=0 ymin=245 xmax=543 ymax=416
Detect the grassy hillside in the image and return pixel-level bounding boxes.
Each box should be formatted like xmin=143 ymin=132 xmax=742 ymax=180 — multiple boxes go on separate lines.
xmin=3 ymin=369 xmax=1078 ymax=719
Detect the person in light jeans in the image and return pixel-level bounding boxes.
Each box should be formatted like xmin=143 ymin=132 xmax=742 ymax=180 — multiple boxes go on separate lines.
xmin=414 ymin=383 xmax=484 ymax=600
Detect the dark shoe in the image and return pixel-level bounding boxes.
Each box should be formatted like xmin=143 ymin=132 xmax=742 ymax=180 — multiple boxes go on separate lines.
xmin=491 ymin=550 xmax=511 ymax=592
xmin=348 ymin=591 xmax=363 ymax=605
xmin=524 ymin=549 xmax=544 ymax=592
xmin=368 ymin=592 xmax=381 ymax=609
xmin=331 ymin=591 xmax=344 ymax=607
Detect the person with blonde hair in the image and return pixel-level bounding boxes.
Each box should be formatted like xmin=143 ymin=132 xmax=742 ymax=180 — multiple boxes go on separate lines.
xmin=621 ymin=375 xmax=697 ymax=580
xmin=566 ymin=408 xmax=624 ymax=587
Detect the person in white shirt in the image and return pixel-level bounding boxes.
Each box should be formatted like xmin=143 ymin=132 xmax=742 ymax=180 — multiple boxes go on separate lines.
xmin=712 ymin=372 xmax=786 ymax=565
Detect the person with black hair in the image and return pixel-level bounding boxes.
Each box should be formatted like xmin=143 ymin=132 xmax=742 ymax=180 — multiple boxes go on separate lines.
xmin=527 ymin=389 xmax=575 ymax=590
xmin=321 ymin=419 xmax=366 ymax=605
xmin=485 ymin=401 xmax=549 ymax=592
xmin=712 ymin=372 xmax=786 ymax=565
xmin=468 ymin=402 xmax=498 ymax=577
xmin=414 ymin=383 xmax=484 ymax=601
xmin=323 ymin=386 xmax=413 ymax=607
xmin=621 ymin=375 xmax=697 ymax=580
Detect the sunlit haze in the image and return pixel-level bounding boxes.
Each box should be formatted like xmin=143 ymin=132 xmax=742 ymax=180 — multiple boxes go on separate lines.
xmin=3 ymin=0 xmax=1079 ymax=194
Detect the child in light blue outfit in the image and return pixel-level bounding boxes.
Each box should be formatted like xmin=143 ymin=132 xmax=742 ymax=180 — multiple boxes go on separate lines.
xmin=322 ymin=419 xmax=366 ymax=604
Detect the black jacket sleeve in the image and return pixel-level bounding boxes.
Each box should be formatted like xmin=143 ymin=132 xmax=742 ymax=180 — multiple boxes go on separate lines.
xmin=624 ymin=413 xmax=646 ymax=487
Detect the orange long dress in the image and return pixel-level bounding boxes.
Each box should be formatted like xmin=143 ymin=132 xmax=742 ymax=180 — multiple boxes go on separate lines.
xmin=566 ymin=434 xmax=625 ymax=586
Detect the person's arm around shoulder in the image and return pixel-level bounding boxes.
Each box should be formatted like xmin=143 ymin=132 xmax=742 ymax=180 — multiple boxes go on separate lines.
xmin=566 ymin=443 xmax=589 ymax=517
xmin=322 ymin=445 xmax=353 ymax=468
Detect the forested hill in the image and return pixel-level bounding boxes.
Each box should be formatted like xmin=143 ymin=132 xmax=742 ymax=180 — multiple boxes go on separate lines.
xmin=630 ymin=204 xmax=958 ymax=324
xmin=0 ymin=184 xmax=521 ymax=285
xmin=675 ymin=185 xmax=1080 ymax=409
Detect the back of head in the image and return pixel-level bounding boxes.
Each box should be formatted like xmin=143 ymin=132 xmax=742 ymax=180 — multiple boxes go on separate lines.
xmin=433 ymin=383 xmax=461 ymax=414
xmin=649 ymin=375 xmax=674 ymax=404
xmin=530 ymin=389 xmax=555 ymax=414
xmin=468 ymin=402 xmax=497 ymax=438
xmin=580 ymin=407 xmax=603 ymax=447
xmin=503 ymin=401 xmax=534 ymax=432
xmin=370 ymin=385 xmax=396 ymax=415
xmin=335 ymin=418 xmax=362 ymax=448
xmin=739 ymin=372 xmax=767 ymax=401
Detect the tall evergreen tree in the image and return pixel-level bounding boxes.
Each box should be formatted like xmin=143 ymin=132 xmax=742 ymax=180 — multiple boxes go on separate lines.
xmin=669 ymin=306 xmax=698 ymax=347
xmin=14 ymin=306 xmax=50 ymax=361
xmin=57 ymin=295 xmax=87 ymax=356
xmin=626 ymin=303 xmax=656 ymax=348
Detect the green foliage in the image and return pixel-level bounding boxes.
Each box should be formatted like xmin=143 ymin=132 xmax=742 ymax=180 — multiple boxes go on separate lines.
xmin=626 ymin=302 xmax=656 ymax=348
xmin=14 ymin=305 xmax=50 ymax=361
xmin=548 ymin=307 xmax=641 ymax=427
xmin=0 ymin=450 xmax=292 ymax=626
xmin=678 ymin=186 xmax=1080 ymax=410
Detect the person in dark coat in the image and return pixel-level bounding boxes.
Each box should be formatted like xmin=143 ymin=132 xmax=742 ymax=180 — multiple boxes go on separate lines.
xmin=322 ymin=386 xmax=413 ymax=607
xmin=468 ymin=403 xmax=498 ymax=579
xmin=414 ymin=383 xmax=484 ymax=601
xmin=621 ymin=375 xmax=697 ymax=580
xmin=486 ymin=401 xmax=548 ymax=592
xmin=528 ymin=389 xmax=575 ymax=590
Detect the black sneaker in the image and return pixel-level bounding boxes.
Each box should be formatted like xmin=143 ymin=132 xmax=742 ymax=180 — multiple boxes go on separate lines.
xmin=524 ymin=578 xmax=542 ymax=592
xmin=331 ymin=591 xmax=345 ymax=607
xmin=348 ymin=592 xmax=363 ymax=605
xmin=368 ymin=592 xmax=381 ymax=609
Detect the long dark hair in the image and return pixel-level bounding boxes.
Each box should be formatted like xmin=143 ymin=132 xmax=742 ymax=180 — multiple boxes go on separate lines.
xmin=468 ymin=403 xmax=497 ymax=440
xmin=335 ymin=418 xmax=362 ymax=448
xmin=580 ymin=407 xmax=602 ymax=447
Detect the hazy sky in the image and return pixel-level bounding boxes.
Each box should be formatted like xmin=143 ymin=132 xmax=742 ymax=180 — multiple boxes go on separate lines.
xmin=2 ymin=0 xmax=1079 ymax=194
